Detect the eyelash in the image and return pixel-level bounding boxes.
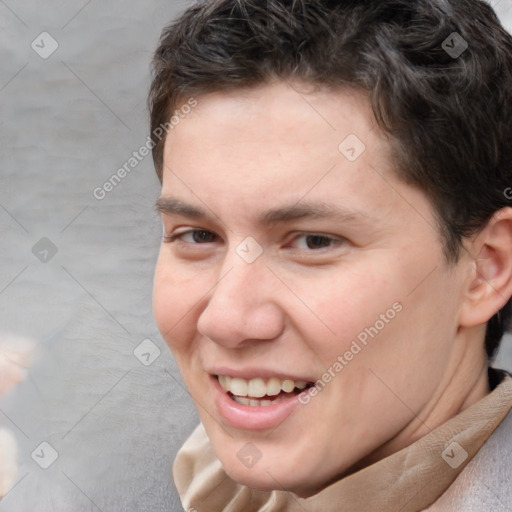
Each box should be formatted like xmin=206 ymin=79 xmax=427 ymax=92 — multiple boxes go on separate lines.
xmin=163 ymin=229 xmax=344 ymax=251
xmin=163 ymin=230 xmax=218 ymax=244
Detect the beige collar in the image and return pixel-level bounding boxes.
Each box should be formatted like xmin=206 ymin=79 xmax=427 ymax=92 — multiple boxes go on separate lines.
xmin=174 ymin=370 xmax=512 ymax=512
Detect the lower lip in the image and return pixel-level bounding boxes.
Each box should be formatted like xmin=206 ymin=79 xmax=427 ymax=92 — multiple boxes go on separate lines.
xmin=212 ymin=375 xmax=306 ymax=431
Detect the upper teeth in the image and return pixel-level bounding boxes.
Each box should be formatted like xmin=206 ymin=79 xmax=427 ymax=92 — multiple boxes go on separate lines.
xmin=218 ymin=375 xmax=309 ymax=397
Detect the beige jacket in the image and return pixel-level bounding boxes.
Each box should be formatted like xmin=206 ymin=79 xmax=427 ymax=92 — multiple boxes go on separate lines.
xmin=173 ymin=370 xmax=512 ymax=511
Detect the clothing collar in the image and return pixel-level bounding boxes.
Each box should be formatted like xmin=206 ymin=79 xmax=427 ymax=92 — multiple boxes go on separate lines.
xmin=174 ymin=369 xmax=512 ymax=511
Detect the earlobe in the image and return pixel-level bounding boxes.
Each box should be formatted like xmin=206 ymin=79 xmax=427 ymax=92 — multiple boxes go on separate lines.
xmin=460 ymin=208 xmax=512 ymax=327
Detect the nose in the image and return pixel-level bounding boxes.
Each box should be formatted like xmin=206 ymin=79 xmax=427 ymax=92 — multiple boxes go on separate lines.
xmin=197 ymin=257 xmax=285 ymax=349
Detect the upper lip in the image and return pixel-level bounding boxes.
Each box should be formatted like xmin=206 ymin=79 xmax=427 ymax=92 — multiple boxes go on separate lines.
xmin=208 ymin=367 xmax=315 ymax=382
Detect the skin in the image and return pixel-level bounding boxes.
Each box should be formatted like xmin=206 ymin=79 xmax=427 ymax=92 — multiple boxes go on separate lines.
xmin=153 ymin=81 xmax=510 ymax=497
xmin=0 ymin=337 xmax=33 ymax=497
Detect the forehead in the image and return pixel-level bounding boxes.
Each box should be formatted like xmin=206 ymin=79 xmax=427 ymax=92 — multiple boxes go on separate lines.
xmin=167 ymin=83 xmax=380 ymax=165
xmin=160 ymin=82 xmax=434 ymax=231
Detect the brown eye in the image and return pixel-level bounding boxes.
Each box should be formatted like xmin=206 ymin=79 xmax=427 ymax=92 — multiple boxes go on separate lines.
xmin=191 ymin=230 xmax=217 ymax=243
xmin=305 ymin=235 xmax=333 ymax=249
xmin=163 ymin=229 xmax=218 ymax=244
xmin=287 ymin=233 xmax=346 ymax=253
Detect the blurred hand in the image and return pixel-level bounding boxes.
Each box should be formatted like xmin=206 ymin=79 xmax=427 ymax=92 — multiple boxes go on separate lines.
xmin=0 ymin=335 xmax=34 ymax=498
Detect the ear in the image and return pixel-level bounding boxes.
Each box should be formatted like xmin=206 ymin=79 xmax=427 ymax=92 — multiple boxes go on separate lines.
xmin=459 ymin=208 xmax=512 ymax=327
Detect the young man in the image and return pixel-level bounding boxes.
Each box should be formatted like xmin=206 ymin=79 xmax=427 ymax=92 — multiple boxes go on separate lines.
xmin=149 ymin=0 xmax=512 ymax=510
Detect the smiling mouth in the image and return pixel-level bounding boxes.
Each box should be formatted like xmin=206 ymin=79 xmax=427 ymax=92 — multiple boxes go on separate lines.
xmin=217 ymin=375 xmax=314 ymax=406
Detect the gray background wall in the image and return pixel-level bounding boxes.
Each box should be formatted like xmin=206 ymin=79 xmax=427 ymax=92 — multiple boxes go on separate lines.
xmin=1 ymin=1 xmax=511 ymax=511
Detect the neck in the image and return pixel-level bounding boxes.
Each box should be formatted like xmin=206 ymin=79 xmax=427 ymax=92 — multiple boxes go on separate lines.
xmin=350 ymin=325 xmax=490 ymax=473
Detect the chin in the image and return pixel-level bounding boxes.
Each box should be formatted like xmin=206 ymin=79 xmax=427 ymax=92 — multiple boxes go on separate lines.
xmin=215 ymin=447 xmax=315 ymax=496
xmin=227 ymin=467 xmax=278 ymax=490
xmin=227 ymin=465 xmax=301 ymax=493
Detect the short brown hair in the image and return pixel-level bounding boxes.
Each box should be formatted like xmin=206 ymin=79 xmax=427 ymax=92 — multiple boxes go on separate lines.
xmin=148 ymin=0 xmax=512 ymax=358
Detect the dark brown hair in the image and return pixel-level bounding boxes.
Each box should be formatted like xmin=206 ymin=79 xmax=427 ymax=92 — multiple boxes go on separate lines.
xmin=148 ymin=0 xmax=512 ymax=358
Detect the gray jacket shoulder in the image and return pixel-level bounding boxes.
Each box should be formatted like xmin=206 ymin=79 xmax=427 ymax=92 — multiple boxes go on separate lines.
xmin=428 ymin=409 xmax=512 ymax=511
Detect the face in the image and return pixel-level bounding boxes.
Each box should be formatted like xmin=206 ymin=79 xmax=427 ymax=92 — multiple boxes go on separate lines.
xmin=153 ymin=82 xmax=470 ymax=496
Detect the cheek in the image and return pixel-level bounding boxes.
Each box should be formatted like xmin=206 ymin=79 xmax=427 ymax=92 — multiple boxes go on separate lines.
xmin=153 ymin=256 xmax=201 ymax=352
xmin=289 ymin=265 xmax=398 ymax=362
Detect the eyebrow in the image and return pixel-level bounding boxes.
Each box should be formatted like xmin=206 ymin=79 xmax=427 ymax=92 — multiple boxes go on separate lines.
xmin=261 ymin=202 xmax=369 ymax=225
xmin=155 ymin=197 xmax=206 ymax=218
xmin=155 ymin=196 xmax=370 ymax=226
